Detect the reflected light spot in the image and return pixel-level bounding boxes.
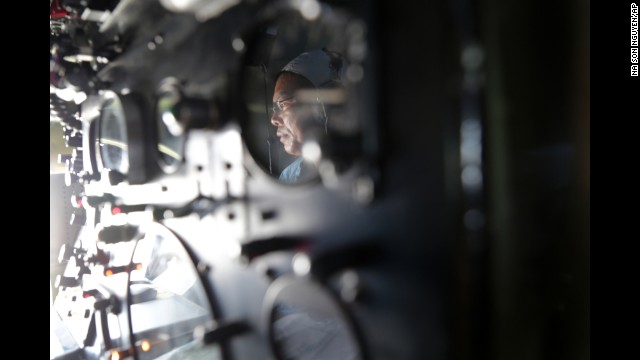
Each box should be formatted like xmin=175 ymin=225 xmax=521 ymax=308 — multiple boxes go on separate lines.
xmin=302 ymin=141 xmax=321 ymax=163
xmin=108 ymin=313 xmax=122 ymax=339
xmin=348 ymin=42 xmax=367 ymax=62
xmin=461 ymin=141 xmax=482 ymax=164
xmin=292 ymin=253 xmax=311 ymax=276
xmin=110 ymin=350 xmax=120 ymax=360
xmin=140 ymin=340 xmax=151 ymax=352
xmin=341 ymin=270 xmax=359 ymax=288
xmin=461 ymin=165 xmax=483 ymax=188
xmin=162 ymin=111 xmax=183 ymax=136
xmin=340 ymin=272 xmax=360 ymax=302
xmin=163 ymin=209 xmax=175 ymax=219
xmin=299 ymin=0 xmax=321 ymax=20
xmin=55 ymin=87 xmax=76 ymax=102
xmin=193 ymin=325 xmax=206 ymax=342
xmin=232 ymin=37 xmax=245 ymax=52
xmin=354 ymin=176 xmax=374 ymax=204
xmin=63 ymin=54 xmax=95 ymax=63
xmin=80 ymin=9 xmax=111 ymax=22
xmin=319 ymin=160 xmax=338 ymax=189
xmin=161 ymin=0 xmax=193 ymax=12
xmin=74 ymin=91 xmax=87 ymax=104
xmin=461 ymin=44 xmax=484 ymax=70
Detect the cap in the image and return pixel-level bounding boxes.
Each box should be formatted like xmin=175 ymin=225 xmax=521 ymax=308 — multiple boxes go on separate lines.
xmin=279 ymin=49 xmax=346 ymax=88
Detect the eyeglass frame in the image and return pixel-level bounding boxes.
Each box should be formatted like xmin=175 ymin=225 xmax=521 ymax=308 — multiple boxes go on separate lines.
xmin=271 ymin=96 xmax=296 ymax=116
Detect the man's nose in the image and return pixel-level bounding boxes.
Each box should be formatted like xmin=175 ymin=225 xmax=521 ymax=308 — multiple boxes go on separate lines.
xmin=271 ymin=111 xmax=283 ymax=126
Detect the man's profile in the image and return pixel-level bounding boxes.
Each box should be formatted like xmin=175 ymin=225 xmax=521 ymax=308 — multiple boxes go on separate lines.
xmin=270 ymin=49 xmax=346 ymax=184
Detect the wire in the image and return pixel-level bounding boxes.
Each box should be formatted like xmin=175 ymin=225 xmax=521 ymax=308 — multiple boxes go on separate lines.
xmin=262 ymin=63 xmax=275 ymax=175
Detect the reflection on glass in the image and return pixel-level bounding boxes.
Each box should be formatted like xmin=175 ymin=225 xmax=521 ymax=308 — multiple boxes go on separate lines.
xmin=99 ymin=93 xmax=129 ymax=174
xmin=242 ymin=9 xmax=358 ymax=185
xmin=270 ymin=278 xmax=361 ymax=360
xmin=156 ymin=86 xmax=185 ymax=171
xmin=129 ymin=225 xmax=221 ymax=360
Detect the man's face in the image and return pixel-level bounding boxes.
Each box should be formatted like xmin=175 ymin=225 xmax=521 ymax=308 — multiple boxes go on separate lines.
xmin=271 ymin=74 xmax=308 ymax=156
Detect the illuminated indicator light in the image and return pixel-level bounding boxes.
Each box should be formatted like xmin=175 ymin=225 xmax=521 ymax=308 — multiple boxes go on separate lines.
xmin=112 ymin=207 xmax=122 ymax=215
xmin=105 ymin=269 xmax=114 ymax=277
xmin=135 ymin=263 xmax=143 ymax=270
xmin=84 ymin=293 xmax=91 ymax=298
xmin=140 ymin=340 xmax=151 ymax=352
xmin=77 ymin=198 xmax=83 ymax=207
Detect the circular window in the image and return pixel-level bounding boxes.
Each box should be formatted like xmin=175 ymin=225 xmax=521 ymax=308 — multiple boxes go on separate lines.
xmin=239 ymin=5 xmax=371 ymax=186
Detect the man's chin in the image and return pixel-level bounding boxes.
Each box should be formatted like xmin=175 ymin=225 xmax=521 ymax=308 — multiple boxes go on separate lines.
xmin=283 ymin=144 xmax=302 ymax=157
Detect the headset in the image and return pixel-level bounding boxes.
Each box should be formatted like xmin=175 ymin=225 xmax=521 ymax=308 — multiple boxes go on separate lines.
xmin=311 ymin=48 xmax=347 ymax=133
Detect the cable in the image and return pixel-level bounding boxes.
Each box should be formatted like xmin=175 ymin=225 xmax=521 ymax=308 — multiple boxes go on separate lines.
xmin=262 ymin=63 xmax=276 ymax=175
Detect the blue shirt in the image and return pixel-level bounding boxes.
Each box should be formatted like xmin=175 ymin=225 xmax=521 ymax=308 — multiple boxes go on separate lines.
xmin=279 ymin=157 xmax=305 ymax=184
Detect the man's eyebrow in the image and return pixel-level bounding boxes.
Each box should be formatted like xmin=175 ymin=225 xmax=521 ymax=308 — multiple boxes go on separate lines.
xmin=274 ymin=95 xmax=295 ymax=103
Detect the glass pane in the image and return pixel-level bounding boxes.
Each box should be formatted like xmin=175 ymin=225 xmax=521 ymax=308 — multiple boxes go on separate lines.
xmin=129 ymin=224 xmax=221 ymax=360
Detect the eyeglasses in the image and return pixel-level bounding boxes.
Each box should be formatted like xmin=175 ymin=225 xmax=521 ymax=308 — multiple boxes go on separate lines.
xmin=271 ymin=96 xmax=296 ymax=116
